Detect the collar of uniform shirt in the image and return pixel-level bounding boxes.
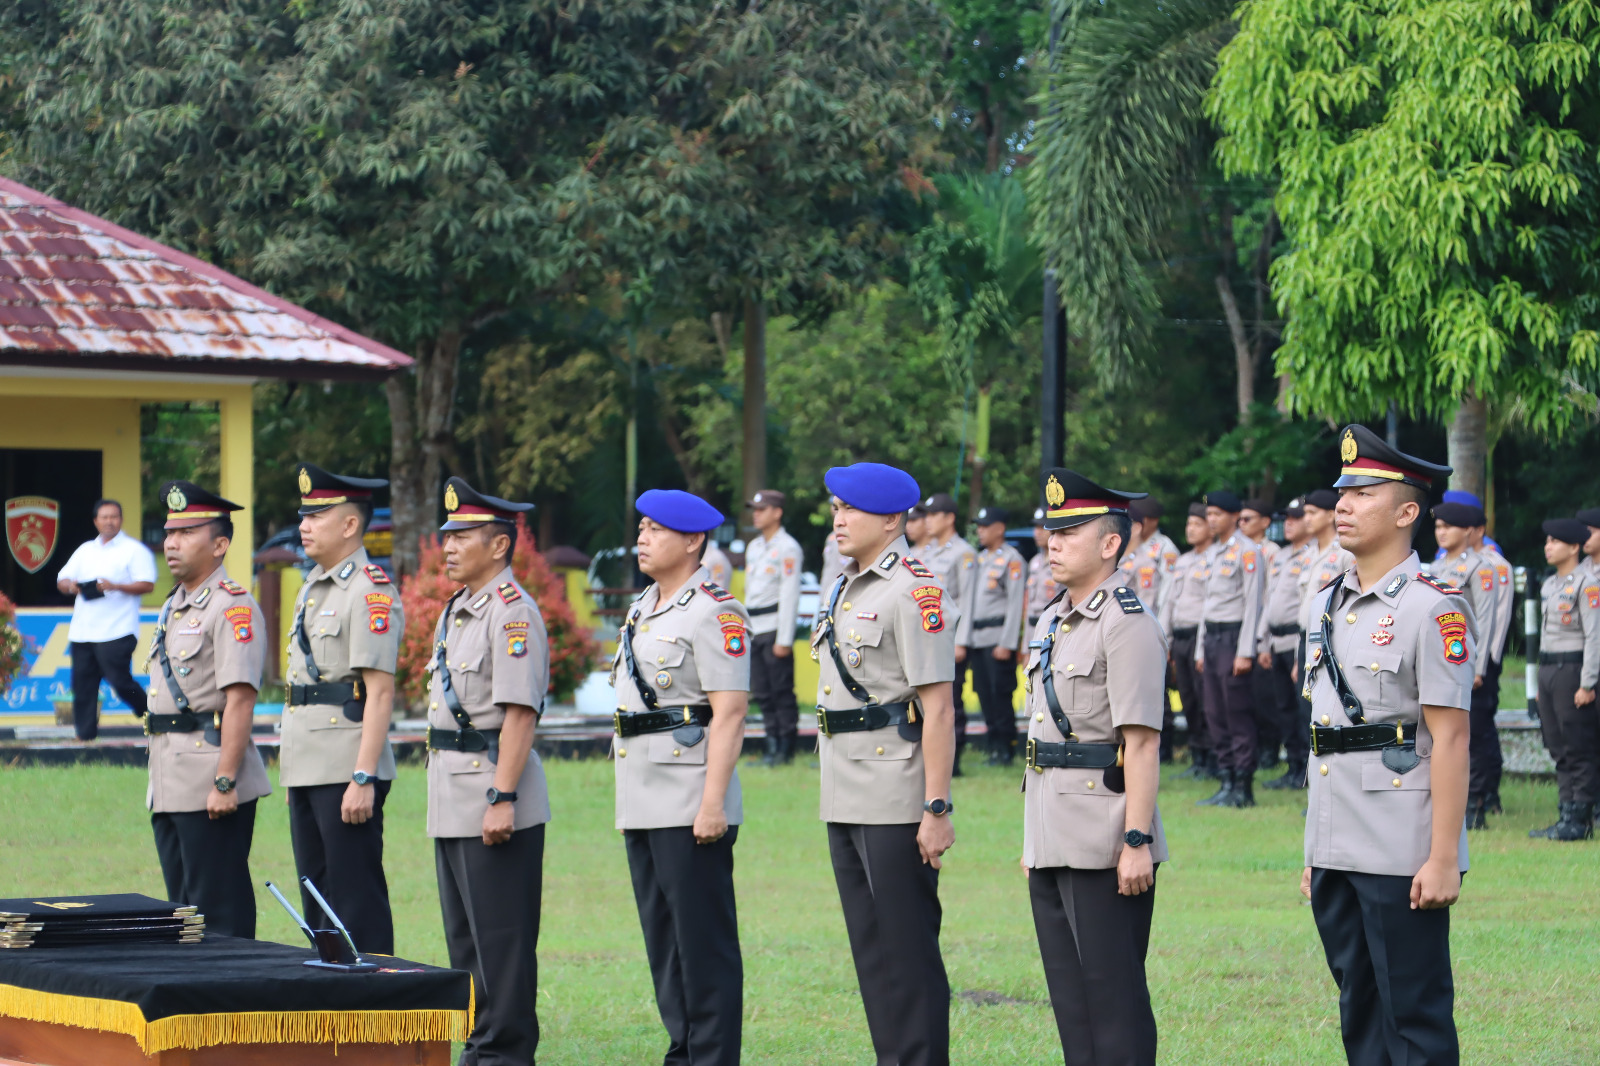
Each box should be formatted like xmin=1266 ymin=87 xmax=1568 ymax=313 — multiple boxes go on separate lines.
xmin=1340 ymin=553 xmax=1418 ymax=604
xmin=847 ymin=538 xmax=907 ymax=577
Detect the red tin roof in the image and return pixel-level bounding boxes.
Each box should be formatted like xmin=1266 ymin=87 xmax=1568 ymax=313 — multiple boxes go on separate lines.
xmin=0 ymin=177 xmax=411 ymax=380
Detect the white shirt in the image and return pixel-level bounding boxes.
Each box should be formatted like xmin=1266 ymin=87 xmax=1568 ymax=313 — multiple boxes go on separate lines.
xmin=57 ymin=531 xmax=157 ymax=643
xmin=743 ymin=528 xmax=803 ymax=644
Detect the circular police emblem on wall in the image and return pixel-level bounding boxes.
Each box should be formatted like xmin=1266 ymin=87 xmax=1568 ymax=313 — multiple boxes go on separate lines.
xmin=845 ymin=649 xmax=862 ymax=668
xmin=165 ymin=485 xmax=187 ymax=512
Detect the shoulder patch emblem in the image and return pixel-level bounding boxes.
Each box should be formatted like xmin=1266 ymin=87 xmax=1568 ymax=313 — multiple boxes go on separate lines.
xmin=784 ymin=557 xmax=796 ymax=576
xmin=366 ymin=591 xmax=393 ymax=634
xmin=903 ymin=558 xmax=936 ymax=580
xmin=1008 ymin=558 xmax=1022 ymax=581
xmin=961 ymin=552 xmax=974 ymax=569
xmin=219 ymin=580 xmax=247 ymax=596
xmin=365 ymin=564 xmax=391 ymax=585
xmin=1137 ymin=566 xmax=1155 ymax=590
xmin=1437 ymin=611 xmax=1469 ymax=664
xmin=224 ymin=604 xmax=253 ymax=643
xmin=1586 ymin=585 xmax=1599 ymax=609
xmin=718 ymin=611 xmax=747 ymax=656
xmin=1416 ymin=573 xmax=1460 ymax=596
xmin=193 ymin=587 xmax=212 ymax=608
xmin=1113 ymin=587 xmax=1144 ymax=614
xmin=700 ymin=581 xmax=732 ymax=602
xmin=497 ymin=582 xmax=522 ymax=605
xmin=1479 ymin=568 xmax=1494 ymax=592
xmin=337 ymin=560 xmax=356 ymax=581
xmin=504 ymin=620 xmax=530 ymax=658
xmin=878 ymin=551 xmax=901 ymax=572
xmin=1086 ymin=589 xmax=1107 ymax=612
xmin=1243 ymin=550 xmax=1257 ymax=573
xmin=912 ymin=585 xmax=944 ymax=633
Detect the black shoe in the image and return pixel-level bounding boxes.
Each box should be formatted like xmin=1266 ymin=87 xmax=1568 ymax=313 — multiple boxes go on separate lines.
xmin=779 ymin=734 xmax=797 ymax=765
xmin=1257 ymin=751 xmax=1281 ymax=772
xmin=1485 ymin=792 xmax=1503 ymax=814
xmin=1225 ymin=773 xmax=1256 ymax=809
xmin=1263 ymin=767 xmax=1307 ymax=790
xmin=1530 ymin=804 xmax=1569 ymax=839
xmin=1464 ymin=794 xmax=1487 ymax=831
xmin=1176 ymin=757 xmax=1209 ymax=781
xmin=952 ymin=748 xmax=964 ymax=778
xmin=1550 ymin=803 xmax=1596 ymax=841
xmin=1198 ymin=771 xmax=1235 ymax=807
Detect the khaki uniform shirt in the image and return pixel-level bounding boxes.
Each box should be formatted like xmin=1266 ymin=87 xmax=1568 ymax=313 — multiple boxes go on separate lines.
xmin=703 ymin=543 xmax=733 ymax=592
xmin=1116 ymin=541 xmax=1165 ymax=611
xmin=814 ymin=538 xmax=955 ymax=824
xmin=1303 ymin=554 xmax=1473 ymax=876
xmin=921 ymin=534 xmax=978 ymax=634
xmin=1196 ymin=534 xmax=1267 ymax=660
xmin=956 ymin=542 xmax=1025 ymax=650
xmin=1022 ymin=573 xmax=1170 ymax=870
xmin=612 ymin=567 xmax=750 ymax=830
xmin=1298 ymin=540 xmax=1355 ymax=634
xmin=819 ymin=537 xmax=846 ymax=595
xmin=1427 ymin=549 xmax=1497 ymax=677
xmin=425 ymin=566 xmax=551 ymax=838
xmin=1025 ymin=552 xmax=1059 ymax=625
xmin=1258 ymin=542 xmax=1312 ymax=655
xmin=144 ymin=567 xmax=271 ymax=813
xmin=743 ymin=528 xmax=802 ymax=645
xmin=1159 ymin=548 xmax=1209 ymax=638
xmin=281 ymin=548 xmax=401 ymax=787
xmin=1540 ymin=568 xmax=1600 ymax=689
xmin=1483 ymin=545 xmax=1514 ymax=664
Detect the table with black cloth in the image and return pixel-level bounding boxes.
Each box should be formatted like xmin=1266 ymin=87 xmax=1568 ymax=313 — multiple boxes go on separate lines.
xmin=0 ymin=935 xmax=472 ymax=1065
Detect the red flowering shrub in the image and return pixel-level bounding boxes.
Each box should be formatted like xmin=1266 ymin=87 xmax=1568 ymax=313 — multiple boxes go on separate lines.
xmin=0 ymin=592 xmax=27 ymax=693
xmin=396 ymin=517 xmax=599 ymax=710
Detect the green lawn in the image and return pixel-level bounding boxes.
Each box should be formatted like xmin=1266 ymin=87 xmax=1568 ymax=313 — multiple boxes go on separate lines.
xmin=1 ymin=758 xmax=1595 ymax=1065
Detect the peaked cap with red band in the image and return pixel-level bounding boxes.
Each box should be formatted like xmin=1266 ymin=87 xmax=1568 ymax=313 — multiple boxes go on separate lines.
xmin=439 ymin=476 xmax=534 ymax=531
xmin=1334 ymin=424 xmax=1452 ymax=491
xmin=1038 ymin=468 xmax=1147 ymax=531
xmin=296 ymin=462 xmax=388 ymax=516
xmin=160 ymin=480 xmax=244 ymax=530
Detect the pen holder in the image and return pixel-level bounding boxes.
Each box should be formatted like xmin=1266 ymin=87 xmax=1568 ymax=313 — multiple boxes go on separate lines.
xmin=302 ymin=929 xmax=377 ymax=972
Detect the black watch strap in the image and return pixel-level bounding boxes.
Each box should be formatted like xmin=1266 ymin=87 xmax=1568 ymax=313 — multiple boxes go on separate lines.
xmin=1123 ymin=828 xmax=1152 ymax=848
xmin=486 ymin=787 xmax=519 ymax=805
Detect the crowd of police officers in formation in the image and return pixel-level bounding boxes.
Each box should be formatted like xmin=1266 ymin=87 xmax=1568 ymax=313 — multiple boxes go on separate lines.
xmin=128 ymin=418 xmax=1600 ymax=1066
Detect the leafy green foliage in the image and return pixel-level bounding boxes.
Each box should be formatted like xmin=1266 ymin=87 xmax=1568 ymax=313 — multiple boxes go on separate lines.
xmin=932 ymin=0 xmax=1042 ymax=170
xmin=252 ymin=382 xmax=391 ymax=538
xmin=1212 ymin=0 xmax=1600 ymax=431
xmin=1181 ymin=404 xmax=1331 ymax=498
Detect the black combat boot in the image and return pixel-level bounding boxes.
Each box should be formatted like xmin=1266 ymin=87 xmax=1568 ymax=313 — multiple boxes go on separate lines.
xmin=1226 ymin=772 xmax=1257 ymax=809
xmin=1198 ymin=770 xmax=1235 ymax=807
xmin=779 ymin=734 xmax=797 ymax=765
xmin=1257 ymin=748 xmax=1281 ymax=773
xmin=1486 ymin=791 xmax=1503 ymax=814
xmin=1550 ymin=802 xmax=1596 ymax=841
xmin=1530 ymin=804 xmax=1570 ymax=839
xmin=1263 ymin=765 xmax=1307 ymax=790
xmin=1176 ymin=752 xmax=1209 ymax=781
xmin=1464 ymin=794 xmax=1487 ymax=830
xmin=762 ymin=735 xmax=779 ymax=767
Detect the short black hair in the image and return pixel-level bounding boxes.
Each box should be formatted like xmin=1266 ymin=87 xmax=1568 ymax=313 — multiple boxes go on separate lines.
xmin=206 ymin=517 xmax=234 ymax=542
xmin=92 ymin=498 xmax=122 ymax=518
xmin=478 ymin=521 xmax=516 ymax=560
xmin=1397 ymin=483 xmax=1428 ymax=541
xmin=1096 ymin=512 xmax=1133 ymax=560
xmin=350 ymin=500 xmax=374 ymax=535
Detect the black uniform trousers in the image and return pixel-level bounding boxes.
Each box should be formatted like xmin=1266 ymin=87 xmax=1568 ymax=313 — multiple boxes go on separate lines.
xmin=970 ymin=648 xmax=1019 ymax=753
xmin=828 ymin=822 xmax=948 ymax=1066
xmin=70 ymin=635 xmax=147 ymax=740
xmin=1201 ymin=626 xmax=1258 ymax=774
xmin=1029 ymin=865 xmax=1158 ymax=1066
xmin=1287 ymin=640 xmax=1312 ymax=769
xmin=750 ymin=632 xmax=798 ymax=742
xmin=953 ymin=656 xmax=969 ymax=752
xmin=1255 ymin=646 xmax=1300 ymax=761
xmin=1537 ymin=661 xmax=1599 ymax=805
xmin=288 ymin=780 xmax=395 ymax=955
xmin=1169 ymin=631 xmax=1207 ymax=760
xmin=436 ymin=825 xmax=544 ymax=1066
xmin=1311 ymin=868 xmax=1457 ymax=1066
xmin=151 ymin=801 xmax=257 ymax=939
xmin=625 ymin=826 xmax=742 ymax=1066
xmin=1468 ymin=657 xmax=1504 ymax=800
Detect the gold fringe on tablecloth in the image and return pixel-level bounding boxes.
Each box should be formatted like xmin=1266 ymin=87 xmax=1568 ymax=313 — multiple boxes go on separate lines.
xmin=0 ymin=980 xmax=474 ymax=1052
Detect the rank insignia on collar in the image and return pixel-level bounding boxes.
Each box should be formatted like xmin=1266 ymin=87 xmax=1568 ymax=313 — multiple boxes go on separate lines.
xmin=219 ymin=580 xmax=247 ymax=596
xmin=471 ymin=593 xmax=491 ymax=611
xmin=337 ymin=561 xmax=356 ymax=581
xmin=903 ymin=558 xmax=935 ymax=580
xmin=1113 ymin=588 xmax=1144 ymax=614
xmin=700 ymin=582 xmax=733 ymax=602
xmin=497 ymin=582 xmax=522 ymax=605
xmin=677 ymin=588 xmax=697 ymax=607
xmin=1385 ymin=574 xmax=1410 ymax=597
xmin=1086 ymin=590 xmax=1107 ymax=612
xmin=365 ymin=564 xmax=391 ymax=585
xmin=878 ymin=552 xmax=901 ymax=572
xmin=193 ymin=587 xmax=212 ymax=608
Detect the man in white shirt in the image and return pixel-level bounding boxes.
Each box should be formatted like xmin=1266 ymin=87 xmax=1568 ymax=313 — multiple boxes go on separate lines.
xmin=745 ymin=490 xmax=804 ymax=765
xmin=55 ymin=499 xmax=157 ymax=739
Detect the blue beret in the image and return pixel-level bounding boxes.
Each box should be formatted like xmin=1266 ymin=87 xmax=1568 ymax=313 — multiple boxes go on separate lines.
xmin=636 ymin=489 xmax=724 ymax=534
xmin=824 ymin=463 xmax=921 ymax=515
xmin=1441 ymin=489 xmax=1483 ymax=509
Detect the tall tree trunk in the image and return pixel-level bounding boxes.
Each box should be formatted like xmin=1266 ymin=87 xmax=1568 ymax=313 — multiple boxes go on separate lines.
xmin=1213 ymin=200 xmax=1255 ymax=424
xmin=385 ymin=372 xmax=422 ymax=577
xmin=1446 ymin=391 xmax=1488 ymax=501
xmin=741 ymin=299 xmax=767 ymax=528
xmin=384 ymin=328 xmax=464 ymax=578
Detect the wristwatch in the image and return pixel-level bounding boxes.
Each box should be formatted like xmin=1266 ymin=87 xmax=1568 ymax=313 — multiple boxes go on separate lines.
xmin=351 ymin=770 xmax=375 ymax=786
xmin=486 ymin=787 xmax=519 ymax=805
xmin=213 ymin=775 xmax=235 ymax=794
xmin=923 ymin=798 xmax=954 ymax=817
xmin=1123 ymin=828 xmax=1153 ymax=848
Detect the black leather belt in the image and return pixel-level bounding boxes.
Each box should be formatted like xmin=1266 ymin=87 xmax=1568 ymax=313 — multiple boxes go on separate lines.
xmin=1269 ymin=623 xmax=1302 ymax=637
xmin=289 ymin=680 xmax=360 ymax=706
xmin=816 ymin=702 xmax=913 ymax=737
xmin=1171 ymin=626 xmax=1198 ymax=640
xmin=1205 ymin=621 xmax=1243 ymax=634
xmin=1311 ymin=721 xmax=1417 ymax=755
xmin=614 ymin=706 xmax=713 ymax=738
xmin=426 ymin=725 xmax=501 ymax=753
xmin=1026 ymin=738 xmax=1122 ymax=771
xmin=1540 ymin=651 xmax=1584 ymax=665
xmin=144 ymin=712 xmax=203 ymax=735
xmin=748 ymin=604 xmax=779 ymax=616
xmin=972 ymin=616 xmax=1005 ymax=629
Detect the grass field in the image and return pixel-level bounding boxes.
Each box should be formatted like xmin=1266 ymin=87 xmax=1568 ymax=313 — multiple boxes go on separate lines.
xmin=1 ymin=757 xmax=1595 ymax=1065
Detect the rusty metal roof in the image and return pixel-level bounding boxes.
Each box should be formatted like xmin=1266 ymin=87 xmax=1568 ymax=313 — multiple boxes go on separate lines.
xmin=0 ymin=177 xmax=411 ymax=379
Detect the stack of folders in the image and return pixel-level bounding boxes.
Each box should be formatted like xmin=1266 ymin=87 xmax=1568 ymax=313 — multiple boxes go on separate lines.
xmin=0 ymin=894 xmax=204 ymax=949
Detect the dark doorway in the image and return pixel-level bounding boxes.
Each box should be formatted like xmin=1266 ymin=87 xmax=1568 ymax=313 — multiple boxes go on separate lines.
xmin=1 ymin=448 xmax=104 ymax=607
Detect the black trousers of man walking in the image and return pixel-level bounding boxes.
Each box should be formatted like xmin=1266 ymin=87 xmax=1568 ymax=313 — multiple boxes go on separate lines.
xmin=751 ymin=632 xmax=798 ymax=756
xmin=436 ymin=825 xmax=544 ymax=1066
xmin=1469 ymin=656 xmax=1505 ymax=805
xmin=1170 ymin=629 xmax=1208 ymax=766
xmin=70 ymin=635 xmax=148 ymax=740
xmin=151 ymin=801 xmax=257 ymax=938
xmin=970 ymin=649 xmax=1018 ymax=760
xmin=625 ymin=826 xmax=742 ymax=1066
xmin=1311 ymin=868 xmax=1457 ymax=1066
xmin=288 ymin=781 xmax=395 ymax=955
xmin=1030 ymin=866 xmax=1159 ymax=1066
xmin=829 ymin=822 xmax=948 ymax=1066
xmin=1201 ymin=625 xmax=1258 ymax=775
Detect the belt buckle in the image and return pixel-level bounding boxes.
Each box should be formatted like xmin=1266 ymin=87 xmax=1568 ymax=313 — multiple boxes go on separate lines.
xmin=1310 ymin=726 xmax=1320 ymax=756
xmin=682 ymin=707 xmax=693 ymax=726
xmin=613 ymin=709 xmax=623 ymax=736
xmin=1026 ymin=738 xmax=1041 ymax=773
xmin=817 ymin=708 xmax=831 ymax=738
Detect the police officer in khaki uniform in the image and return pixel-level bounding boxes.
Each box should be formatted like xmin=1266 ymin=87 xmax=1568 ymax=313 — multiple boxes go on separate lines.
xmin=921 ymin=492 xmax=977 ymax=773
xmin=1429 ymin=500 xmax=1499 ymax=829
xmin=1239 ymin=499 xmax=1279 ymax=563
xmin=1530 ymin=519 xmax=1600 ymax=841
xmin=1023 ymin=469 xmax=1168 ymax=1066
xmin=815 ymin=462 xmax=956 ymax=1066
xmin=1255 ymin=499 xmax=1311 ymax=774
xmin=1470 ymin=521 xmax=1512 ymax=814
xmin=907 ymin=503 xmax=930 ymax=551
xmin=1301 ymin=425 xmax=1472 ymax=1066
xmin=1195 ymin=490 xmax=1267 ymax=807
xmin=144 ymin=481 xmax=270 ymax=938
xmin=702 ymin=538 xmax=733 ymax=591
xmin=956 ymin=506 xmax=1026 ymax=764
xmin=614 ymin=489 xmax=750 ymax=1066
xmin=282 ymin=463 xmax=401 ymax=954
xmin=1025 ymin=508 xmax=1059 ymax=629
xmin=744 ymin=489 xmax=803 ymax=765
xmin=426 ymin=477 xmax=549 ymax=1066
xmin=1162 ymin=503 xmax=1214 ymax=779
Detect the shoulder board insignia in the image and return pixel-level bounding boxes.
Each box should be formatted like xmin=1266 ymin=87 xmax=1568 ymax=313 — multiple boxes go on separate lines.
xmin=497 ymin=582 xmax=522 ymax=605
xmin=337 ymin=561 xmax=356 ymax=581
xmin=219 ymin=580 xmax=247 ymax=596
xmin=1086 ymin=589 xmax=1107 ymax=612
xmin=364 ymin=564 xmax=391 ymax=585
xmin=878 ymin=552 xmax=901 ymax=572
xmin=193 ymin=586 xmax=212 ymax=608
xmin=1415 ymin=573 xmax=1458 ymax=596
xmin=700 ymin=582 xmax=733 ymax=602
xmin=471 ymin=593 xmax=492 ymax=611
xmin=903 ymin=558 xmax=936 ymax=580
xmin=1113 ymin=587 xmax=1144 ymax=614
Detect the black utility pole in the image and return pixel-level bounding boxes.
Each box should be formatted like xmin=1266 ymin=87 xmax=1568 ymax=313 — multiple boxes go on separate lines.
xmin=1041 ymin=5 xmax=1068 ymax=468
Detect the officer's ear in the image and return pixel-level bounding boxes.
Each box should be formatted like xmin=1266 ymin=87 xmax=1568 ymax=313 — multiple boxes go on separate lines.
xmin=686 ymin=531 xmax=706 ymax=559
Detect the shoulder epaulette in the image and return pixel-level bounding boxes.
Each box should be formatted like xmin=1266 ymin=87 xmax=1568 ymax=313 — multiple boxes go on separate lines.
xmin=497 ymin=581 xmax=522 ymax=605
xmin=1113 ymin=587 xmax=1144 ymax=614
xmin=903 ymin=558 xmax=936 ymax=580
xmin=218 ymin=580 xmax=247 ymax=596
xmin=365 ymin=564 xmax=391 ymax=585
xmin=1416 ymin=573 xmax=1460 ymax=595
xmin=700 ymin=581 xmax=733 ymax=602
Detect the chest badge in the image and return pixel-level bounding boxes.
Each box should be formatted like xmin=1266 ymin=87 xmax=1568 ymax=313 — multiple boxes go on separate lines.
xmin=1370 ymin=630 xmax=1394 ymax=646
xmin=845 ymin=648 xmax=863 ymax=668
xmin=1377 ymin=614 xmax=1394 ymax=628
xmin=655 ymin=670 xmax=673 ymax=689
